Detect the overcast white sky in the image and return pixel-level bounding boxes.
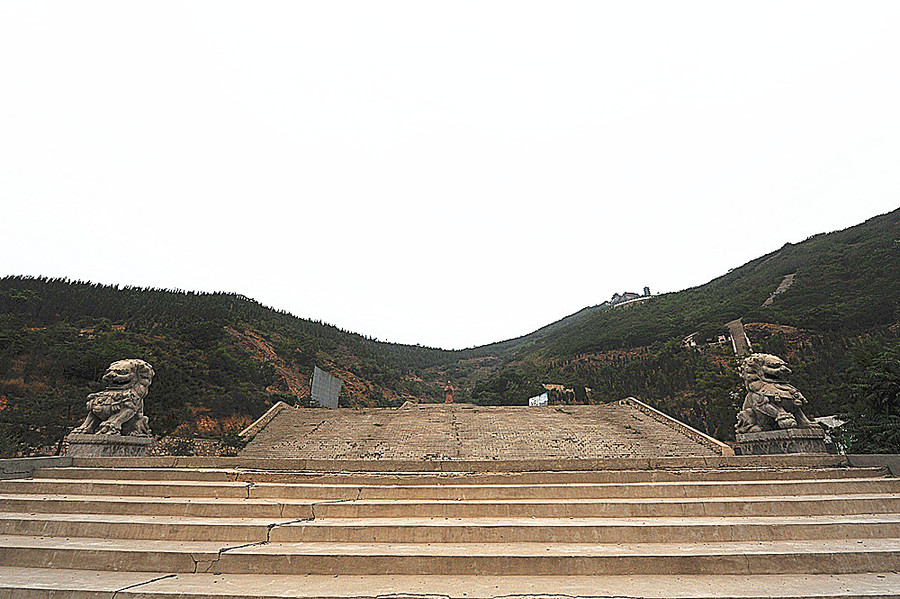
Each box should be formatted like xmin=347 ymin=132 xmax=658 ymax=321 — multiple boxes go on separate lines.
xmin=2 ymin=2 xmax=899 ymax=349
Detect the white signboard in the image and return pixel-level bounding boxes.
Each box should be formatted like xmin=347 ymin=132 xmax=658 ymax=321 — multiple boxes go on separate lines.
xmin=528 ymin=392 xmax=549 ymax=407
xmin=311 ymin=366 xmax=342 ymax=409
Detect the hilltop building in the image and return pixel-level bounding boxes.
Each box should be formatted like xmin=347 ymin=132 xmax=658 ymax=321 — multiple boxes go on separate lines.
xmin=603 ymin=286 xmax=652 ymax=307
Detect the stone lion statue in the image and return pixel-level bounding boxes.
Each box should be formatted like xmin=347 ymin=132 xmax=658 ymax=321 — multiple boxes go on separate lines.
xmin=71 ymin=359 xmax=154 ymax=436
xmin=735 ymin=353 xmax=819 ymax=434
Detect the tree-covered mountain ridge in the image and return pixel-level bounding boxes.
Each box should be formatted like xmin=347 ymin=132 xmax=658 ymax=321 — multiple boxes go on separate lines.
xmin=1 ymin=207 xmax=898 ymax=455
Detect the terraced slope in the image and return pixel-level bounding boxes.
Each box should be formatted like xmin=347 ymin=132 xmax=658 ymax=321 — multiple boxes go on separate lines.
xmin=0 ymin=456 xmax=898 ymax=598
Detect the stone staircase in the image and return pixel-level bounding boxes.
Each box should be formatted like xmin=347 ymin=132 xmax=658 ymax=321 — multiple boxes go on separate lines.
xmin=0 ymin=456 xmax=899 ymax=598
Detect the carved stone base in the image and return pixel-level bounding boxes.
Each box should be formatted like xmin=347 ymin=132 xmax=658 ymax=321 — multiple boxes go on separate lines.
xmin=737 ymin=427 xmax=827 ymax=455
xmin=64 ymin=433 xmax=152 ymax=458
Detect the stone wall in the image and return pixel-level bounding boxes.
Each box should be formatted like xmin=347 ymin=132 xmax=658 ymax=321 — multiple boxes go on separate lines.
xmin=148 ymin=436 xmax=240 ymax=457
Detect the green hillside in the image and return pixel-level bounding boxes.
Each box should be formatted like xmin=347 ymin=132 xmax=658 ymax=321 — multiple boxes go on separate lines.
xmin=1 ymin=208 xmax=899 ymax=456
xmin=524 ymin=208 xmax=900 ymax=357
xmin=467 ymin=208 xmax=900 ymax=443
xmin=0 ymin=280 xmax=461 ymax=455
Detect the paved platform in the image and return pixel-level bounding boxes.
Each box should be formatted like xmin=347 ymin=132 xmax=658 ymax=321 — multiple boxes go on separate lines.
xmin=240 ymin=403 xmax=722 ymax=460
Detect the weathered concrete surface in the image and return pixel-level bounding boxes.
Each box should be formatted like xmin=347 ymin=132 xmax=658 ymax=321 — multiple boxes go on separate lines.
xmin=726 ymin=318 xmax=752 ymax=357
xmin=2 ymin=534 xmax=899 ymax=575
xmin=1 ymin=511 xmax=898 ymax=545
xmin=312 ymin=493 xmax=900 ymax=519
xmin=6 ymin=474 xmax=896 ymax=501
xmin=33 ymin=464 xmax=885 ymax=483
xmin=64 ymin=453 xmax=854 ymax=471
xmin=849 ymin=453 xmax=900 ymax=477
xmin=240 ymin=403 xmax=721 ymax=460
xmin=266 ymin=514 xmax=900 ymax=544
xmin=620 ymin=397 xmax=733 ymax=455
xmin=64 ymin=433 xmax=152 ymax=457
xmin=3 ymin=568 xmax=900 ymax=599
xmin=1 ymin=459 xmax=898 ymax=596
xmin=0 ymin=456 xmax=71 ymax=480
xmin=738 ymin=427 xmax=828 ymax=455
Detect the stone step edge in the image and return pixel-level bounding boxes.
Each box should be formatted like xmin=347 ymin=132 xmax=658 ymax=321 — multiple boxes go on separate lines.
xmin=65 ymin=454 xmax=856 ymax=472
xmin=9 ymin=476 xmax=897 ymax=490
xmin=2 ymin=513 xmax=897 ymax=544
xmin=3 ymin=540 xmax=898 ymax=576
xmin=5 ymin=493 xmax=898 ymax=520
xmin=3 ymin=512 xmax=900 ymax=526
xmin=3 ymin=479 xmax=897 ymax=502
xmin=1 ymin=567 xmax=899 ymax=599
xmin=5 ymin=491 xmax=898 ymax=505
xmin=33 ymin=466 xmax=888 ymax=483
xmin=3 ymin=535 xmax=897 ymax=554
xmin=10 ymin=455 xmax=897 ymax=481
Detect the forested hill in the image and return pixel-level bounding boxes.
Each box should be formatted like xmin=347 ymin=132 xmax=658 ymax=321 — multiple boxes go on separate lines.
xmin=465 ymin=207 xmax=900 ymax=448
xmin=528 ymin=207 xmax=900 ymax=357
xmin=0 ymin=278 xmax=466 ymax=455
xmin=1 ymin=207 xmax=899 ymax=456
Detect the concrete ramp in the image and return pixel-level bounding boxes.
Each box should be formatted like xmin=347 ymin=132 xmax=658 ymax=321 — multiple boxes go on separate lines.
xmin=241 ymin=402 xmax=722 ymax=460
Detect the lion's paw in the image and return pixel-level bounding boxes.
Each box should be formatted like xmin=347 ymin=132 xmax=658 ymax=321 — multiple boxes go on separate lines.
xmin=776 ymin=414 xmax=797 ymax=429
xmin=97 ymin=423 xmax=121 ymax=435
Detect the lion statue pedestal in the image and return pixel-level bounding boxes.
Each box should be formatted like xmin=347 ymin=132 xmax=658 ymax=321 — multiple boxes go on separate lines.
xmin=736 ymin=427 xmax=827 ymax=455
xmin=734 ymin=353 xmax=827 ymax=455
xmin=64 ymin=359 xmax=155 ymax=458
xmin=64 ymin=433 xmax=152 ymax=457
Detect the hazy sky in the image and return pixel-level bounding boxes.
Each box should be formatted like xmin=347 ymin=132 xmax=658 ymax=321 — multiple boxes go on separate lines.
xmin=2 ymin=2 xmax=899 ymax=349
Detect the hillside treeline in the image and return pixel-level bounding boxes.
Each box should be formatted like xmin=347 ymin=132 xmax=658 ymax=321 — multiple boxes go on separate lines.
xmin=0 ymin=276 xmax=460 ymax=456
xmin=470 ymin=209 xmax=900 ymax=448
xmin=1 ymin=209 xmax=899 ymax=455
xmin=533 ymin=209 xmax=900 ymax=357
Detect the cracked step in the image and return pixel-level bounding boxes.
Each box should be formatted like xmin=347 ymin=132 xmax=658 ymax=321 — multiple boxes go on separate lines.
xmin=266 ymin=514 xmax=900 ymax=544
xmin=0 ymin=513 xmax=310 ymax=542
xmin=2 ymin=567 xmax=900 ymax=599
xmin=3 ymin=492 xmax=898 ymax=520
xmin=1 ymin=513 xmax=897 ymax=544
xmin=0 ymin=493 xmax=316 ymax=519
xmin=1 ymin=460 xmax=897 ymax=596
xmin=2 ymin=536 xmax=899 ymax=575
xmin=5 ymin=477 xmax=897 ymax=502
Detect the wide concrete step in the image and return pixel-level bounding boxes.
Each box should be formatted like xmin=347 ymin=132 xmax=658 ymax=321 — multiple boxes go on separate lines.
xmin=1 ymin=512 xmax=895 ymax=544
xmin=315 ymin=494 xmax=900 ymax=519
xmin=32 ymin=465 xmax=889 ymax=484
xmin=64 ymin=455 xmax=857 ymax=473
xmin=3 ymin=535 xmax=898 ymax=575
xmin=314 ymin=478 xmax=900 ymax=501
xmin=5 ymin=492 xmax=898 ymax=519
xmin=2 ymin=568 xmax=899 ymax=599
xmin=0 ymin=513 xmax=298 ymax=542
xmin=0 ymin=478 xmax=253 ymax=499
xmin=267 ymin=515 xmax=900 ymax=544
xmin=6 ymin=476 xmax=896 ymax=500
xmin=0 ymin=493 xmax=317 ymax=519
